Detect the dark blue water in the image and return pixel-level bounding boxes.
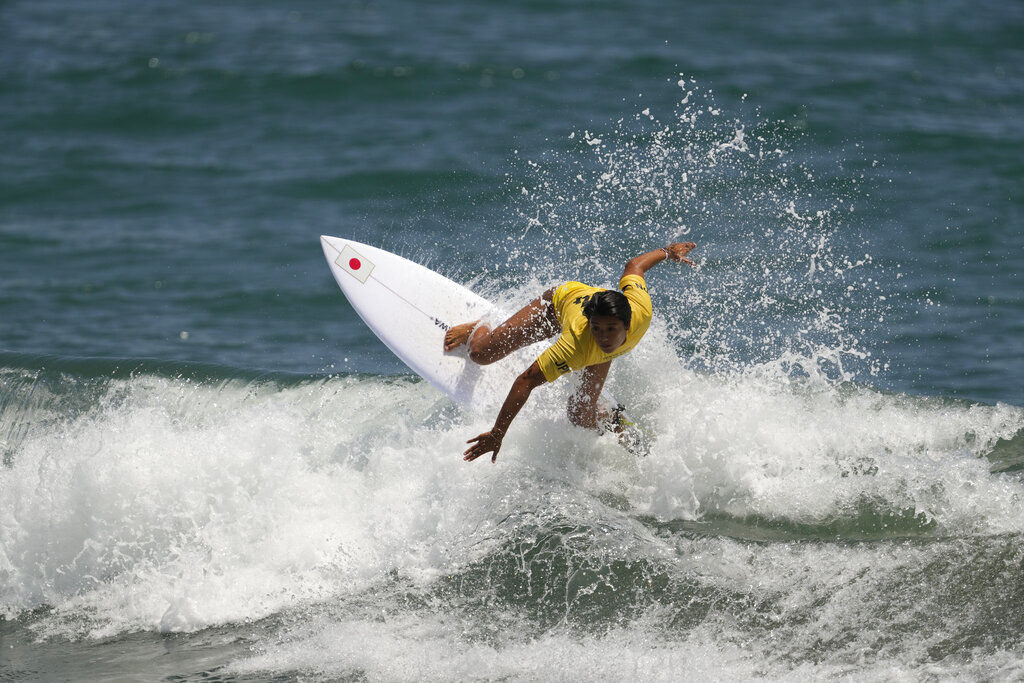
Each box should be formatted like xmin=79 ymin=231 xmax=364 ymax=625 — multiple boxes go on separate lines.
xmin=2 ymin=1 xmax=1023 ymax=680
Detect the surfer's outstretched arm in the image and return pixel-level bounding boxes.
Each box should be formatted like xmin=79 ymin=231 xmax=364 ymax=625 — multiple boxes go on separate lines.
xmin=464 ymin=361 xmax=547 ymax=464
xmin=622 ymin=242 xmax=697 ymax=278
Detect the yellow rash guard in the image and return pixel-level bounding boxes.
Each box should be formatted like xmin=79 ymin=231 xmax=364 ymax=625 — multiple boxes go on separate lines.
xmin=535 ymin=274 xmax=653 ymax=383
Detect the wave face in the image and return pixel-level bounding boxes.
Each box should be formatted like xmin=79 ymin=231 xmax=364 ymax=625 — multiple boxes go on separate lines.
xmin=3 ymin=354 xmax=1022 ymax=679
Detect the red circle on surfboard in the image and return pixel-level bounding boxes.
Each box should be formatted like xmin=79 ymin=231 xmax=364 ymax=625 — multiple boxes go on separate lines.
xmin=349 ymin=258 xmax=361 ymax=271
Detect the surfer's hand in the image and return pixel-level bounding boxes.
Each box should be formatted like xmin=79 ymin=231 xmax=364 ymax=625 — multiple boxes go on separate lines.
xmin=464 ymin=429 xmax=504 ymax=464
xmin=666 ymin=242 xmax=697 ymax=266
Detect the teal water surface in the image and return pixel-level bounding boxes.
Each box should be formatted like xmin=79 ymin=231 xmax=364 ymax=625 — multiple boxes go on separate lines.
xmin=2 ymin=1 xmax=1024 ymax=680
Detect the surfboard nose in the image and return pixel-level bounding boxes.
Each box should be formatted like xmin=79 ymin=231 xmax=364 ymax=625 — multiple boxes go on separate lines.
xmin=320 ymin=235 xmax=338 ymax=259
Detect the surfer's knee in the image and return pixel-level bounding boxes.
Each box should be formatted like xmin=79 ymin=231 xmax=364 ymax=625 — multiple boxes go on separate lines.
xmin=468 ymin=334 xmax=509 ymax=365
xmin=468 ymin=347 xmax=499 ymax=365
xmin=465 ymin=325 xmax=503 ymax=364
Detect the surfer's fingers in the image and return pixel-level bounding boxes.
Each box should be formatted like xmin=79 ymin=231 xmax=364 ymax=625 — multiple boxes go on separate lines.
xmin=464 ymin=446 xmax=495 ymax=462
xmin=464 ymin=436 xmax=490 ymax=458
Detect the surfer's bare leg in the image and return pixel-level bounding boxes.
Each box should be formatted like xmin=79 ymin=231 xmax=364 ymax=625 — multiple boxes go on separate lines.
xmin=567 ymin=361 xmax=611 ymax=429
xmin=445 ymin=289 xmax=559 ymax=365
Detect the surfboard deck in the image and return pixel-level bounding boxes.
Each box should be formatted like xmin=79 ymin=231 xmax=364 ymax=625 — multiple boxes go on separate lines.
xmin=319 ymin=236 xmax=649 ymax=453
xmin=320 ymin=235 xmax=523 ymax=409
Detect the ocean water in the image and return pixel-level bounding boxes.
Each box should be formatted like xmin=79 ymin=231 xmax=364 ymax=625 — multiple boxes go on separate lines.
xmin=2 ymin=0 xmax=1023 ymax=681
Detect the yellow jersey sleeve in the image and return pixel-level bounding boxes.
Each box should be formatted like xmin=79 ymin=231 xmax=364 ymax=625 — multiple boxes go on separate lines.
xmin=618 ymin=274 xmax=652 ymax=329
xmin=536 ymin=333 xmax=576 ymax=382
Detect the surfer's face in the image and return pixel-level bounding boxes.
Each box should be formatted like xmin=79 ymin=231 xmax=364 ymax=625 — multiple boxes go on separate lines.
xmin=589 ymin=315 xmax=628 ymax=353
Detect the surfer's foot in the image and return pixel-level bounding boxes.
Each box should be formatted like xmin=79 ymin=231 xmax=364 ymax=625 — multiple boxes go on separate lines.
xmin=443 ymin=320 xmax=479 ymax=352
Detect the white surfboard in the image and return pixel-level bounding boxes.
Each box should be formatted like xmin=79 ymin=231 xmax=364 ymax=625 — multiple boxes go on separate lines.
xmin=320 ymin=235 xmax=533 ymax=409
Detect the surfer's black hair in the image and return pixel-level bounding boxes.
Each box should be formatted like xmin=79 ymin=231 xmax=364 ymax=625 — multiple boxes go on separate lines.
xmin=582 ymin=290 xmax=631 ymax=329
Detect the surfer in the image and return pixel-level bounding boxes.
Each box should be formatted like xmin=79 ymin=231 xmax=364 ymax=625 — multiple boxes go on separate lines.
xmin=444 ymin=242 xmax=697 ymax=462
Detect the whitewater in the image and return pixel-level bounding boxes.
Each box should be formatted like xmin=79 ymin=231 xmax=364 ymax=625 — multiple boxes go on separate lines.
xmin=3 ymin=326 xmax=1023 ymax=679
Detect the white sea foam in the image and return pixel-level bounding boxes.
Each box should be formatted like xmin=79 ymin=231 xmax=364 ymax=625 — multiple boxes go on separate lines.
xmin=1 ymin=374 xmax=494 ymax=636
xmin=2 ymin=343 xmax=1021 ymax=650
xmin=228 ymin=614 xmax=761 ymax=682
